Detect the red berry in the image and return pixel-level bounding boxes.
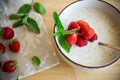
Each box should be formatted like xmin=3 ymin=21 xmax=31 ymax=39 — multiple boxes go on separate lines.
xmin=2 ymin=60 xmax=17 ymax=73
xmin=9 ymin=39 xmax=20 ymax=53
xmin=77 ymin=20 xmax=89 ymax=29
xmin=68 ymin=21 xmax=81 ymax=31
xmin=66 ymin=33 xmax=77 ymax=46
xmin=1 ymin=27 xmax=14 ymax=39
xmin=76 ymin=35 xmax=88 ymax=47
xmin=0 ymin=43 xmax=5 ymax=55
xmin=89 ymin=34 xmax=98 ymax=42
xmin=81 ymin=27 xmax=95 ymax=40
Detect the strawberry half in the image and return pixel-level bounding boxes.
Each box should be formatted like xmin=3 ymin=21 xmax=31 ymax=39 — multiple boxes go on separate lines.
xmin=66 ymin=32 xmax=77 ymax=47
xmin=0 ymin=43 xmax=5 ymax=55
xmin=1 ymin=27 xmax=14 ymax=39
xmin=81 ymin=27 xmax=95 ymax=40
xmin=9 ymin=39 xmax=20 ymax=53
xmin=68 ymin=21 xmax=81 ymax=31
xmin=76 ymin=35 xmax=88 ymax=47
xmin=2 ymin=60 xmax=17 ymax=73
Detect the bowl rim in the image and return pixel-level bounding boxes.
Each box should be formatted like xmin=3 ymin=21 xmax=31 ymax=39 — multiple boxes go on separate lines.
xmin=53 ymin=0 xmax=120 ymax=69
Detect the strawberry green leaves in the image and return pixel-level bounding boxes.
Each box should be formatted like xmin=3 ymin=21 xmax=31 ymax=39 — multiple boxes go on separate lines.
xmin=53 ymin=12 xmax=77 ymax=53
xmin=32 ymin=56 xmax=41 ymax=67
xmin=33 ymin=2 xmax=46 ymax=15
xmin=9 ymin=2 xmax=46 ymax=34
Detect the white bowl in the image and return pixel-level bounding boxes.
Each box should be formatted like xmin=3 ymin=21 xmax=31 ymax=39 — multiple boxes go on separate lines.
xmin=54 ymin=0 xmax=120 ymax=70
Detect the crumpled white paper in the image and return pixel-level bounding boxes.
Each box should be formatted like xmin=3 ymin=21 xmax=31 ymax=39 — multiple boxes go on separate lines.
xmin=0 ymin=0 xmax=59 ymax=80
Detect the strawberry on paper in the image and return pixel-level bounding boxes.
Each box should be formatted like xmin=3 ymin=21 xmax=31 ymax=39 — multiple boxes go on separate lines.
xmin=1 ymin=27 xmax=14 ymax=40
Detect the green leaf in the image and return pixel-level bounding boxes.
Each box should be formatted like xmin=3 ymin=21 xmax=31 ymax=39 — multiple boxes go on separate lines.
xmin=53 ymin=12 xmax=64 ymax=31
xmin=33 ymin=2 xmax=46 ymax=14
xmin=17 ymin=4 xmax=31 ymax=14
xmin=15 ymin=76 xmax=20 ymax=80
xmin=32 ymin=56 xmax=41 ymax=67
xmin=63 ymin=29 xmax=77 ymax=35
xmin=22 ymin=16 xmax=28 ymax=24
xmin=51 ymin=31 xmax=62 ymax=37
xmin=59 ymin=35 xmax=70 ymax=53
xmin=9 ymin=14 xmax=25 ymax=20
xmin=13 ymin=20 xmax=23 ymax=28
xmin=25 ymin=17 xmax=40 ymax=33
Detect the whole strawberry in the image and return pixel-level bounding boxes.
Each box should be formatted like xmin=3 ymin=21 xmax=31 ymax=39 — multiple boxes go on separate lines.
xmin=66 ymin=33 xmax=77 ymax=47
xmin=0 ymin=43 xmax=5 ymax=55
xmin=89 ymin=34 xmax=98 ymax=42
xmin=9 ymin=39 xmax=20 ymax=53
xmin=77 ymin=20 xmax=89 ymax=30
xmin=68 ymin=21 xmax=81 ymax=31
xmin=2 ymin=60 xmax=17 ymax=73
xmin=1 ymin=27 xmax=14 ymax=39
xmin=81 ymin=27 xmax=95 ymax=40
xmin=76 ymin=35 xmax=88 ymax=47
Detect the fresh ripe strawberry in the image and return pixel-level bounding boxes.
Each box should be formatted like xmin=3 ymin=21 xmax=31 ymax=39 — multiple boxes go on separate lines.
xmin=0 ymin=43 xmax=5 ymax=55
xmin=9 ymin=39 xmax=20 ymax=53
xmin=68 ymin=21 xmax=81 ymax=31
xmin=76 ymin=35 xmax=88 ymax=47
xmin=77 ymin=20 xmax=89 ymax=29
xmin=1 ymin=27 xmax=14 ymax=39
xmin=66 ymin=33 xmax=77 ymax=46
xmin=89 ymin=34 xmax=98 ymax=42
xmin=2 ymin=60 xmax=17 ymax=73
xmin=81 ymin=27 xmax=95 ymax=40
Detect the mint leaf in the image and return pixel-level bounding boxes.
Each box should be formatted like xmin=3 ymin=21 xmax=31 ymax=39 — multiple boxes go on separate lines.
xmin=18 ymin=4 xmax=31 ymax=14
xmin=25 ymin=17 xmax=40 ymax=33
xmin=52 ymin=31 xmax=62 ymax=37
xmin=63 ymin=29 xmax=77 ymax=35
xmin=22 ymin=16 xmax=28 ymax=24
xmin=32 ymin=56 xmax=41 ymax=67
xmin=13 ymin=20 xmax=23 ymax=28
xmin=59 ymin=35 xmax=70 ymax=53
xmin=53 ymin=12 xmax=64 ymax=31
xmin=9 ymin=14 xmax=25 ymax=20
xmin=33 ymin=2 xmax=46 ymax=14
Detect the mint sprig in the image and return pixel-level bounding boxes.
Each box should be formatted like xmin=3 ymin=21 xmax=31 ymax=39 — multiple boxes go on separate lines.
xmin=53 ymin=12 xmax=77 ymax=53
xmin=9 ymin=2 xmax=46 ymax=34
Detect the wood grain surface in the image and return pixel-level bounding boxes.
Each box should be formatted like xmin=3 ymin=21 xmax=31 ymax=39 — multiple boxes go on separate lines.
xmin=23 ymin=0 xmax=120 ymax=80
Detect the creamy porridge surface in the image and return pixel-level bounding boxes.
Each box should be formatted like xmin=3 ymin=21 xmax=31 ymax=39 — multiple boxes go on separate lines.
xmin=62 ymin=8 xmax=120 ymax=66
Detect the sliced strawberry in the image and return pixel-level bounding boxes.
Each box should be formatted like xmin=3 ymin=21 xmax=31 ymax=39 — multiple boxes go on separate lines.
xmin=89 ymin=34 xmax=98 ymax=42
xmin=9 ymin=39 xmax=20 ymax=53
xmin=66 ymin=32 xmax=77 ymax=46
xmin=2 ymin=60 xmax=17 ymax=73
xmin=68 ymin=21 xmax=81 ymax=31
xmin=76 ymin=35 xmax=88 ymax=47
xmin=1 ymin=27 xmax=14 ymax=39
xmin=77 ymin=20 xmax=89 ymax=30
xmin=0 ymin=43 xmax=5 ymax=55
xmin=81 ymin=27 xmax=95 ymax=40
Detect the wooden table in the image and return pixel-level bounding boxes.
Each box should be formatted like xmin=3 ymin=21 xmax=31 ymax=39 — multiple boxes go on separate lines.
xmin=23 ymin=0 xmax=120 ymax=80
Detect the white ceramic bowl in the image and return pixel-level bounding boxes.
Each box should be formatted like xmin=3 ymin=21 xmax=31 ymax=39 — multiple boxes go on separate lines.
xmin=54 ymin=0 xmax=120 ymax=70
